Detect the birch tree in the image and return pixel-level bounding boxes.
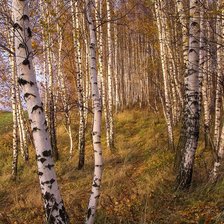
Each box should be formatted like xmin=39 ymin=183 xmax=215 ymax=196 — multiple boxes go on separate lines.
xmin=155 ymin=0 xmax=174 ymax=150
xmin=71 ymin=0 xmax=86 ymax=168
xmin=10 ymin=33 xmax=19 ymax=179
xmin=85 ymin=0 xmax=103 ymax=222
xmin=106 ymin=0 xmax=115 ymax=150
xmin=176 ymin=0 xmax=200 ymax=189
xmin=210 ymin=0 xmax=224 ymax=182
xmin=12 ymin=0 xmax=69 ymax=222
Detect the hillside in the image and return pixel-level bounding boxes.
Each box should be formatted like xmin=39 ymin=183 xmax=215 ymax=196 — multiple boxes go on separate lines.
xmin=0 ymin=110 xmax=223 ymax=224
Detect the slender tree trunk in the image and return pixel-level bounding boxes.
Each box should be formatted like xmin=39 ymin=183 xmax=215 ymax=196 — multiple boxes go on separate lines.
xmin=10 ymin=34 xmax=19 ymax=179
xmin=85 ymin=0 xmax=103 ymax=223
xmin=16 ymin=83 xmax=29 ymax=161
xmin=200 ymin=3 xmax=210 ymax=148
xmin=106 ymin=0 xmax=115 ymax=150
xmin=46 ymin=32 xmax=58 ymax=160
xmin=71 ymin=0 xmax=86 ymax=169
xmin=95 ymin=0 xmax=110 ymax=151
xmin=114 ymin=24 xmax=120 ymax=113
xmin=12 ymin=0 xmax=69 ymax=222
xmin=176 ymin=0 xmax=200 ymax=190
xmin=155 ymin=0 xmax=174 ymax=150
xmin=210 ymin=0 xmax=224 ymax=181
xmin=176 ymin=0 xmax=188 ymax=71
xmin=213 ymin=0 xmax=223 ymax=152
xmin=56 ymin=19 xmax=73 ymax=158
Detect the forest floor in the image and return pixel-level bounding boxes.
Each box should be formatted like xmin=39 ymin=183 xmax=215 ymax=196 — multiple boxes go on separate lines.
xmin=0 ymin=109 xmax=224 ymax=224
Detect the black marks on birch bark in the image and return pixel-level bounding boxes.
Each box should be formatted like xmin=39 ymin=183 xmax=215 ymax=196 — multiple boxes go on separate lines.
xmin=18 ymin=43 xmax=26 ymax=49
xmin=94 ymin=194 xmax=100 ymax=199
xmin=92 ymin=180 xmax=100 ymax=188
xmin=87 ymin=208 xmax=92 ymax=219
xmin=31 ymin=105 xmax=44 ymax=113
xmin=37 ymin=157 xmax=47 ymax=163
xmin=41 ymin=178 xmax=55 ymax=188
xmin=43 ymin=192 xmax=54 ymax=201
xmin=42 ymin=150 xmax=52 ymax=157
xmin=43 ymin=193 xmax=69 ymax=223
xmin=38 ymin=171 xmax=43 ymax=176
xmin=18 ymin=78 xmax=29 ymax=86
xmin=24 ymin=93 xmax=36 ymax=100
xmin=22 ymin=58 xmax=30 ymax=68
xmin=59 ymin=205 xmax=69 ymax=223
xmin=32 ymin=127 xmax=41 ymax=132
xmin=13 ymin=23 xmax=23 ymax=30
xmin=21 ymin=14 xmax=29 ymax=21
xmin=45 ymin=164 xmax=54 ymax=170
xmin=27 ymin=27 xmax=32 ymax=37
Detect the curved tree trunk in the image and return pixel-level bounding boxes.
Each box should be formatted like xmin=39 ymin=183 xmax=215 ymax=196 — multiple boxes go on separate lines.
xmin=12 ymin=0 xmax=69 ymax=222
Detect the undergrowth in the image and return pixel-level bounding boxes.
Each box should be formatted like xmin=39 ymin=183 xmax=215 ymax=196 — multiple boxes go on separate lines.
xmin=0 ymin=109 xmax=223 ymax=224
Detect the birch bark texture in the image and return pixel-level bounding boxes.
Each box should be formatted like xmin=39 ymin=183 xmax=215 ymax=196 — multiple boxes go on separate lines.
xmin=210 ymin=0 xmax=224 ymax=181
xmin=10 ymin=37 xmax=19 ymax=179
xmin=85 ymin=0 xmax=103 ymax=223
xmin=12 ymin=0 xmax=69 ymax=222
xmin=71 ymin=0 xmax=86 ymax=168
xmin=155 ymin=0 xmax=174 ymax=150
xmin=176 ymin=0 xmax=200 ymax=189
xmin=106 ymin=0 xmax=115 ymax=150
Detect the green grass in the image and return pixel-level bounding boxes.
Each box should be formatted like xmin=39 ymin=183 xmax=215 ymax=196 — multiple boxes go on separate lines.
xmin=0 ymin=109 xmax=223 ymax=223
xmin=0 ymin=111 xmax=12 ymax=133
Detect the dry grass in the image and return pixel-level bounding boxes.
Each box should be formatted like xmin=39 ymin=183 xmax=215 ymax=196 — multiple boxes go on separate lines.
xmin=0 ymin=109 xmax=223 ymax=223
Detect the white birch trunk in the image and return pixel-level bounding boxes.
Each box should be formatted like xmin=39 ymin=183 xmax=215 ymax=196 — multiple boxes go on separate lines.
xmin=210 ymin=0 xmax=224 ymax=181
xmin=95 ymin=0 xmax=110 ymax=151
xmin=213 ymin=0 xmax=223 ymax=152
xmin=57 ymin=24 xmax=73 ymax=158
xmin=46 ymin=31 xmax=58 ymax=160
xmin=12 ymin=0 xmax=69 ymax=222
xmin=176 ymin=0 xmax=188 ymax=71
xmin=155 ymin=0 xmax=174 ymax=150
xmin=71 ymin=0 xmax=86 ymax=168
xmin=106 ymin=0 xmax=114 ymax=149
xmin=16 ymin=83 xmax=29 ymax=161
xmin=85 ymin=0 xmax=103 ymax=223
xmin=10 ymin=34 xmax=19 ymax=179
xmin=176 ymin=0 xmax=200 ymax=189
xmin=200 ymin=3 xmax=210 ymax=147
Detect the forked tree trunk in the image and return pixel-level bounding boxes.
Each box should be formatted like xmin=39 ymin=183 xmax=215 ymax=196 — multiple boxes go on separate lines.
xmin=85 ymin=0 xmax=103 ymax=223
xmin=12 ymin=0 xmax=69 ymax=222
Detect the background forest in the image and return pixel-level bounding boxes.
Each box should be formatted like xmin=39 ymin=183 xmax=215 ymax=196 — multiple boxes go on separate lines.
xmin=0 ymin=0 xmax=224 ymax=223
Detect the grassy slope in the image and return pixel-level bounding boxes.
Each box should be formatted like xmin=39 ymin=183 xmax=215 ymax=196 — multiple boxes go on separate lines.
xmin=0 ymin=110 xmax=223 ymax=224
